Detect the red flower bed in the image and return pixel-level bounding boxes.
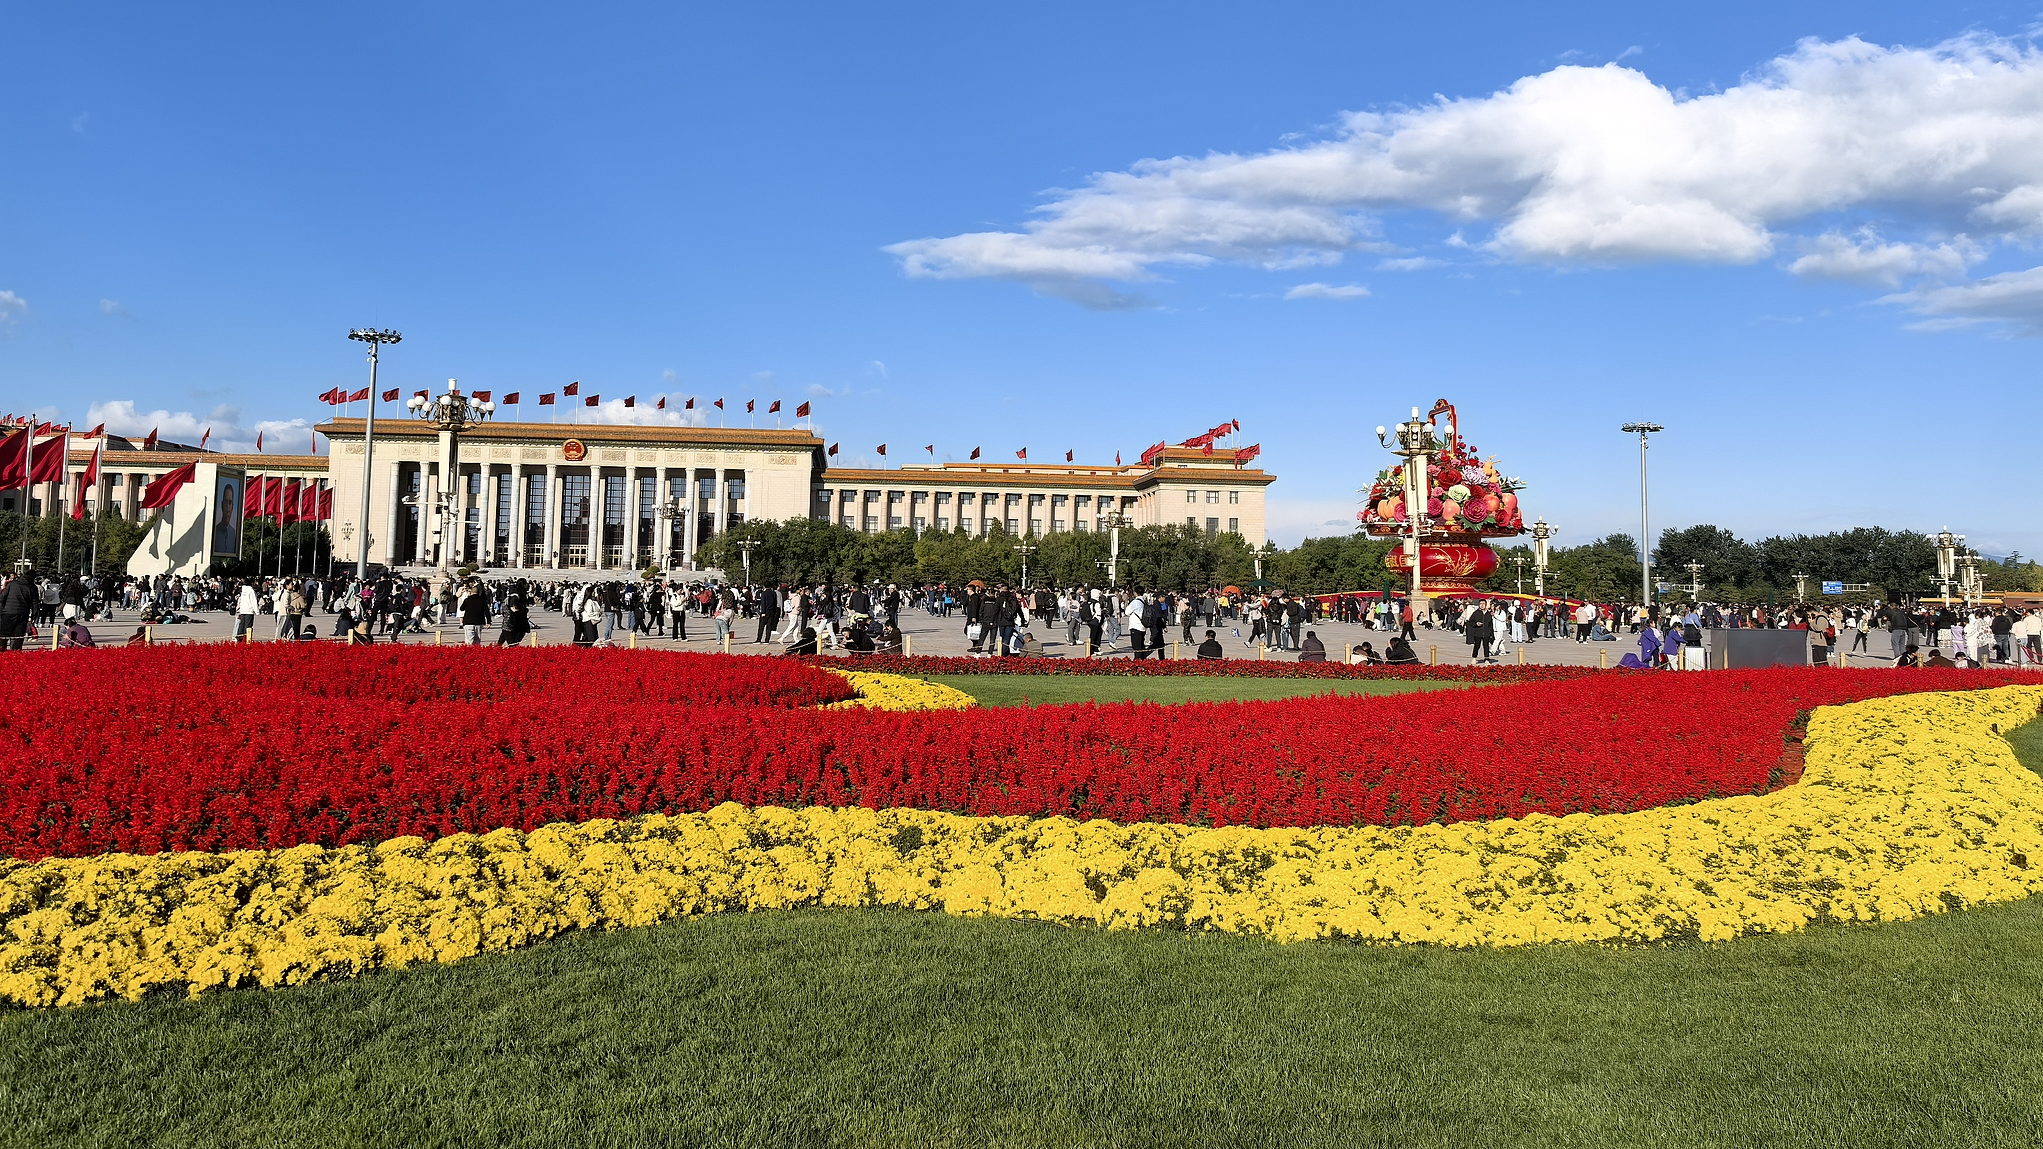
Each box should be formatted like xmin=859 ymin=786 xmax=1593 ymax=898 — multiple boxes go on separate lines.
xmin=814 ymin=654 xmax=1592 ymax=683
xmin=1 ymin=646 xmax=2032 ymax=860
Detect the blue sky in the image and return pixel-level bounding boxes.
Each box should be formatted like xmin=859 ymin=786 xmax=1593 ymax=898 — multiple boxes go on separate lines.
xmin=5 ymin=3 xmax=2042 ymax=554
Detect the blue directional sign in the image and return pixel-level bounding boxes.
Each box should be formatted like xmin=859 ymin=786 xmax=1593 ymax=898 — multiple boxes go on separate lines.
xmin=1821 ymin=581 xmax=1844 ymax=595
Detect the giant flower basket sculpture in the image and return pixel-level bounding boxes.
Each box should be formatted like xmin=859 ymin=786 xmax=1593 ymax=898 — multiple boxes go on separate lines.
xmin=1361 ymin=399 xmax=1524 ymax=594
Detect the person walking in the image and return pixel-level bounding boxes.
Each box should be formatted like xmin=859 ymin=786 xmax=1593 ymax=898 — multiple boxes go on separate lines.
xmin=756 ymin=584 xmax=781 ymax=644
xmin=235 ymin=580 xmax=259 ymax=642
xmin=459 ymin=580 xmax=489 ymax=645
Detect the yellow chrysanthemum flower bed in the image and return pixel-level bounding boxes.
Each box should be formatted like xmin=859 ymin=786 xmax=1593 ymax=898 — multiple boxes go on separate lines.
xmin=3 ymin=685 xmax=2040 ymax=1007
xmin=818 ymin=669 xmax=977 ymax=711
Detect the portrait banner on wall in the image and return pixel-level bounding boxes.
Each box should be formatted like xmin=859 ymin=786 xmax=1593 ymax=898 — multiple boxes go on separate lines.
xmin=212 ymin=469 xmax=244 ymax=558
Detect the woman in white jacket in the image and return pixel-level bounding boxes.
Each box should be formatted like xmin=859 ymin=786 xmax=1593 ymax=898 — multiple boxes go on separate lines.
xmin=235 ymin=582 xmax=260 ymax=642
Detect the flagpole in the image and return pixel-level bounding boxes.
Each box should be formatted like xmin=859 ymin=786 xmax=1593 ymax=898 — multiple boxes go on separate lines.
xmin=19 ymin=413 xmax=33 ymax=566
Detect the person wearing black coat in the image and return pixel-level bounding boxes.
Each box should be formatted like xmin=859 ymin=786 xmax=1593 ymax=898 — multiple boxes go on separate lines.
xmin=756 ymin=585 xmax=781 ymax=644
xmin=0 ymin=568 xmax=34 ymax=652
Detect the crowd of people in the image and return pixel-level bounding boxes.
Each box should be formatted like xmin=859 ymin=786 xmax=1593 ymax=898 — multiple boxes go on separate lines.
xmin=3 ymin=560 xmax=2040 ymax=673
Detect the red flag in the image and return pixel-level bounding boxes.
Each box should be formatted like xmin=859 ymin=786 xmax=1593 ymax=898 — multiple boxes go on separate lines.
xmin=413 ymin=390 xmax=428 ymax=402
xmin=139 ymin=462 xmax=197 ymax=509
xmin=280 ymin=479 xmax=303 ymax=523
xmin=623 ymin=396 xmax=635 ymax=408
xmin=472 ymin=390 xmax=491 ymax=402
xmin=685 ymin=397 xmax=695 ymax=410
xmin=1201 ymin=441 xmax=1213 ymax=456
xmin=71 ymin=435 xmax=102 ymax=520
xmin=29 ymin=430 xmax=66 ymax=484
xmin=1065 ymin=450 xmax=1073 ymax=462
xmin=263 ymin=476 xmax=284 ymax=518
xmin=746 ymin=400 xmax=755 ymax=414
xmin=827 ymin=443 xmax=839 ymax=457
xmin=503 ymin=392 xmax=520 ymax=405
xmin=143 ymin=427 xmax=159 ymax=450
xmin=768 ymin=400 xmax=780 ymax=414
xmin=538 ymin=393 xmax=556 ymax=406
xmin=0 ymin=428 xmax=26 ymax=490
xmin=1115 ymin=452 xmax=1121 ymax=465
xmin=350 ymin=387 xmax=369 ymax=402
xmin=876 ymin=444 xmax=886 ymax=456
xmin=714 ymin=398 xmax=724 ymax=410
xmin=1231 ymin=418 xmax=1241 ymax=432
xmin=244 ymin=477 xmax=262 ymax=518
xmin=256 ymin=432 xmax=264 ymax=452
xmin=795 ymin=402 xmax=810 ymax=418
xmin=925 ymin=445 xmax=934 ymax=456
xmin=318 ymin=487 xmax=333 ymax=520
xmin=381 ymin=389 xmax=399 ymax=402
xmin=656 ymin=397 xmax=666 ymax=410
xmin=585 ymin=394 xmax=599 ymax=407
xmin=318 ymin=387 xmax=340 ymax=404
xmin=1233 ymin=443 xmax=1260 ymax=466
xmin=1015 ymin=448 xmax=1027 ymax=460
xmin=199 ymin=428 xmax=210 ymax=450
xmin=969 ymin=447 xmax=980 ymax=460
xmin=563 ymin=381 xmax=580 ymax=396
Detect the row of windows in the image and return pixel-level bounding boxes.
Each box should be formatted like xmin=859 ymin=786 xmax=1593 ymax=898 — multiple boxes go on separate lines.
xmin=816 ymin=490 xmax=1143 ymax=508
xmin=1184 ymin=490 xmax=1241 ymax=504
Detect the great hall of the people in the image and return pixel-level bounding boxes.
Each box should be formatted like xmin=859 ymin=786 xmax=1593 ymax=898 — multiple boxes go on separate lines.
xmin=9 ymin=419 xmax=1274 ymax=572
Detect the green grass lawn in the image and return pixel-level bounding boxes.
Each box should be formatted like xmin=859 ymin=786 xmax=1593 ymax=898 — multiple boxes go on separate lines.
xmin=7 ymin=903 xmax=2043 ymax=1149
xmin=2008 ymin=714 xmax=2043 ymax=777
xmin=918 ymin=672 xmax=1465 ymax=708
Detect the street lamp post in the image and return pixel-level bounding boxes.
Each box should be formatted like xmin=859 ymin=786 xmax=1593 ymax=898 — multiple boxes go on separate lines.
xmin=1013 ymin=542 xmax=1037 ymax=590
xmin=1531 ymin=517 xmax=1554 ymax=597
xmin=657 ymin=499 xmax=687 ymax=569
xmin=1620 ymin=422 xmax=1663 ymax=618
xmin=334 ymin=523 xmax=353 ymax=579
xmin=1792 ymin=572 xmax=1810 ymax=602
xmin=346 ymin=328 xmax=401 ymax=582
xmin=404 ymin=378 xmax=494 ymax=574
xmin=735 ymin=538 xmax=759 ymax=586
xmin=1685 ymin=561 xmax=1705 ymax=603
xmin=1100 ymin=511 xmax=1130 ymax=587
xmin=1512 ymin=555 xmax=1526 ymax=594
xmin=1931 ymin=528 xmax=1963 ymax=603
xmin=1377 ymin=408 xmax=1448 ymax=607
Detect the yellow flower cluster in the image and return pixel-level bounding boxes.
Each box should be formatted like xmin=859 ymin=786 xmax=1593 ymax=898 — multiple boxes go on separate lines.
xmin=818 ymin=669 xmax=976 ymax=711
xmin=4 ymin=686 xmax=2040 ymax=1007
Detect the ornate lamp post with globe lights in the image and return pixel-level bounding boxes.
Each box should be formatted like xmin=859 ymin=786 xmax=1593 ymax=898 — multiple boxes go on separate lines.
xmin=1931 ymin=527 xmax=1963 ymax=603
xmin=1530 ymin=517 xmax=1554 ymax=597
xmin=1376 ymin=408 xmax=1445 ymax=605
xmin=404 ymin=379 xmax=494 ymax=573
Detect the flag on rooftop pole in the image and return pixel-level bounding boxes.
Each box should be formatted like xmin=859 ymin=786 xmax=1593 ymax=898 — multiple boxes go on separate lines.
xmin=381 ymin=389 xmax=398 ymax=402
xmin=563 ymin=381 xmax=579 ymax=396
xmin=656 ymin=397 xmax=666 ymax=410
xmin=1065 ymin=450 xmax=1073 ymax=462
xmin=685 ymin=397 xmax=694 ymax=410
xmin=256 ymin=432 xmax=263 ymax=453
xmin=140 ymin=461 xmax=197 ymax=510
xmin=143 ymin=427 xmax=159 ymax=451
xmin=198 ymin=428 xmax=210 ymax=451
xmin=795 ymin=401 xmax=810 ymax=420
xmin=828 ymin=443 xmax=838 ymax=457
xmin=72 ymin=431 xmax=103 ymax=520
xmin=1015 ymin=448 xmax=1027 ymax=461
xmin=504 ymin=392 xmax=520 ymax=419
xmin=969 ymin=447 xmax=980 ymax=460
xmin=623 ymin=395 xmax=635 ymax=408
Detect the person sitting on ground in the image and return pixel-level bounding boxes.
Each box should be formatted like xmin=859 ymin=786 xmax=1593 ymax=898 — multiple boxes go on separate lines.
xmin=1019 ymin=630 xmax=1045 ymax=657
xmin=1896 ymin=643 xmax=1920 ymax=668
xmin=1385 ymin=636 xmax=1419 ymax=664
xmin=1196 ymin=629 xmax=1225 ymax=660
xmin=350 ymin=617 xmax=375 ymax=645
xmin=332 ymin=607 xmax=356 ymax=638
xmin=874 ymin=622 xmax=903 ymax=656
xmin=125 ymin=626 xmax=150 ymax=647
xmin=1352 ymin=641 xmax=1382 ymax=665
xmin=59 ymin=619 xmax=97 ymax=648
xmin=844 ymin=619 xmax=876 ymax=654
xmin=1298 ymin=630 xmax=1327 ymax=662
xmin=1924 ymin=648 xmax=1956 ymax=668
xmin=785 ymin=626 xmax=819 ymax=656
xmin=300 ymin=624 xmax=320 ymax=642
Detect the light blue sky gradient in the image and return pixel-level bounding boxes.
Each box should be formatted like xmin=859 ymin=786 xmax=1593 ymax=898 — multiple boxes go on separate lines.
xmin=3 ymin=4 xmax=2038 ymax=553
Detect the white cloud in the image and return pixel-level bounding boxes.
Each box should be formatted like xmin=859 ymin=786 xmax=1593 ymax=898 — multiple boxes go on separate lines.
xmin=890 ymin=33 xmax=2043 ymax=307
xmin=1284 ymin=282 xmax=1370 ymax=300
xmin=1881 ymin=265 xmax=2043 ymax=333
xmin=1375 ymin=256 xmax=1444 ymax=271
xmin=0 ymin=291 xmax=25 ymax=325
xmin=1788 ymin=229 xmax=1980 ymax=286
xmin=573 ymin=395 xmax=709 ymax=427
xmin=90 ymin=400 xmax=251 ymax=450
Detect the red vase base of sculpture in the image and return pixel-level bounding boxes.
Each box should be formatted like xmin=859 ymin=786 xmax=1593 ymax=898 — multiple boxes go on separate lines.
xmin=1382 ymin=540 xmax=1500 ymax=594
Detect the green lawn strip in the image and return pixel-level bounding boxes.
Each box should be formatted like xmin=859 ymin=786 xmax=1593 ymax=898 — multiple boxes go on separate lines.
xmin=917 ymin=672 xmax=1465 ymax=708
xmin=2007 ymin=716 xmax=2043 ymax=779
xmin=7 ymin=905 xmax=2043 ymax=1148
